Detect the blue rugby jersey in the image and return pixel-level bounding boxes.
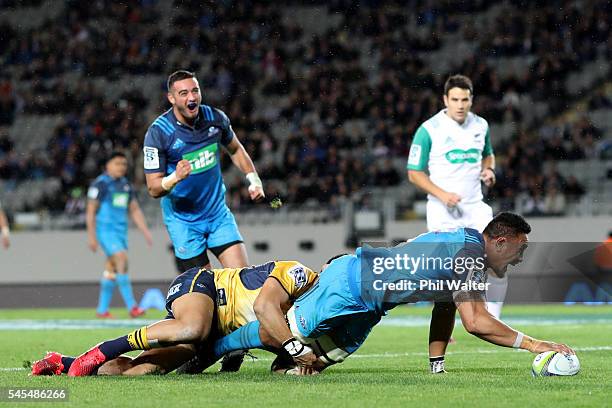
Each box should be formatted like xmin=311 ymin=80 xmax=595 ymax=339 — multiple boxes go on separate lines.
xmin=87 ymin=173 xmax=133 ymax=231
xmin=143 ymin=105 xmax=235 ymax=223
xmin=356 ymin=227 xmax=487 ymax=314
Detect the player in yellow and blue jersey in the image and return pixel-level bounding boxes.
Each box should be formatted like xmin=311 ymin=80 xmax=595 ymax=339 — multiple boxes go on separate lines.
xmin=31 ymin=260 xmax=318 ymax=376
xmin=86 ymin=151 xmax=152 ymax=318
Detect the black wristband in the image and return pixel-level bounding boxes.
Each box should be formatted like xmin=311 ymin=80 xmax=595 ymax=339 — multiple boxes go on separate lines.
xmin=282 ymin=338 xmax=305 ymax=357
xmin=282 ymin=338 xmax=297 ymax=348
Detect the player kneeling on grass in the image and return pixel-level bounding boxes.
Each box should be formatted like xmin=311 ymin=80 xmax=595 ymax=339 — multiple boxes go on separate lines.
xmin=212 ymin=213 xmax=575 ymax=375
xmin=31 ymin=261 xmax=318 ymax=376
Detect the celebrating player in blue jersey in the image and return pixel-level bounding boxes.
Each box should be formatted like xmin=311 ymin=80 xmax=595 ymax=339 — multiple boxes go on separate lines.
xmin=213 ymin=213 xmax=574 ymax=375
xmin=143 ymin=70 xmax=264 ymax=273
xmin=86 ymin=152 xmax=153 ymax=318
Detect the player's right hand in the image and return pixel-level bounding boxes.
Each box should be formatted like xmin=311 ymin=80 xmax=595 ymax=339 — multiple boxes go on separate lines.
xmin=88 ymin=237 xmax=98 ymax=252
xmin=293 ymin=349 xmax=318 ymax=368
xmin=1 ymin=236 xmax=9 ymax=249
xmin=441 ymin=192 xmax=462 ymax=208
xmin=175 ymin=159 xmax=192 ymax=181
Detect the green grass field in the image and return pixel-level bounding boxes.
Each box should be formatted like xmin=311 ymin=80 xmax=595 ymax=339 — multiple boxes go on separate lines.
xmin=1 ymin=305 xmax=611 ymax=407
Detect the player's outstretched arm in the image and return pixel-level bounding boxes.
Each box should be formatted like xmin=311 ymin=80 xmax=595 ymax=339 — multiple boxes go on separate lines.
xmin=254 ymin=278 xmax=317 ymax=367
xmin=455 ymin=298 xmax=574 ymax=354
xmin=129 ymin=200 xmax=152 ymax=246
xmin=85 ymin=200 xmax=99 ymax=252
xmin=0 ymin=208 xmax=9 ymax=249
xmin=224 ymin=137 xmax=265 ymax=202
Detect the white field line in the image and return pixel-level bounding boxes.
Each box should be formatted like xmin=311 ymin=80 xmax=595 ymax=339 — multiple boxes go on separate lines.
xmin=3 ymin=346 xmax=611 ymax=371
xmin=380 ymin=317 xmax=612 ymax=327
xmin=1 ymin=316 xmax=611 ymax=330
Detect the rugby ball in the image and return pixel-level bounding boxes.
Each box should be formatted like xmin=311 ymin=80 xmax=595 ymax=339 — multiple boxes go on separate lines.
xmin=531 ymin=351 xmax=580 ymax=377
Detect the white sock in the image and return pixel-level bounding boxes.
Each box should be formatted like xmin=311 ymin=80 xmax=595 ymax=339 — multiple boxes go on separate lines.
xmin=486 ymin=274 xmax=508 ymax=319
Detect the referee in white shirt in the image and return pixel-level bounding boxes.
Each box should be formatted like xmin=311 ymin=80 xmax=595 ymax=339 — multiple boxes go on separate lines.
xmin=408 ymin=75 xmax=508 ymax=374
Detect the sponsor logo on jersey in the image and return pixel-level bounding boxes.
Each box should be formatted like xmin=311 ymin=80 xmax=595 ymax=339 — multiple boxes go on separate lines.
xmin=167 ymin=283 xmax=182 ymax=298
xmin=208 ymin=127 xmax=220 ymax=137
xmin=217 ymin=288 xmax=227 ymax=306
xmin=288 ymin=265 xmax=307 ymax=289
xmin=182 ymin=143 xmax=218 ymax=174
xmin=112 ymin=192 xmax=129 ymax=208
xmin=445 ymin=148 xmax=480 ymax=164
xmin=143 ymin=146 xmax=159 ymax=170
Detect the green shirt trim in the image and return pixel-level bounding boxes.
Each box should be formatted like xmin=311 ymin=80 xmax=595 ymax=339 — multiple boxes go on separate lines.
xmin=482 ymin=128 xmax=493 ymax=157
xmin=407 ymin=126 xmax=432 ymax=171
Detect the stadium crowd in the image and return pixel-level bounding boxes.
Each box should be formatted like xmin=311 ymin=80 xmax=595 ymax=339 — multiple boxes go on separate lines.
xmin=0 ymin=0 xmax=609 ymax=219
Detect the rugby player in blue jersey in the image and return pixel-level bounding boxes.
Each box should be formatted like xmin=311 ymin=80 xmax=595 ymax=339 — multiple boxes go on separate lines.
xmin=86 ymin=151 xmax=153 ymax=318
xmin=213 ymin=213 xmax=575 ymax=375
xmin=143 ymin=70 xmax=264 ymax=274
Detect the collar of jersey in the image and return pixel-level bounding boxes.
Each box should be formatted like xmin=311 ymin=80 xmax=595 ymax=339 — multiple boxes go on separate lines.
xmin=440 ymin=109 xmax=471 ymax=128
xmin=169 ymin=106 xmax=207 ymax=130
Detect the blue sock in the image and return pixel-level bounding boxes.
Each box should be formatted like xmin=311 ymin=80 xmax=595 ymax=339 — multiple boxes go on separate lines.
xmin=98 ymin=336 xmax=132 ymax=359
xmin=98 ymin=326 xmax=149 ymax=360
xmin=116 ymin=274 xmax=136 ymax=310
xmin=213 ymin=321 xmax=263 ymax=359
xmin=96 ymin=278 xmax=116 ymax=314
xmin=61 ymin=356 xmax=75 ymax=373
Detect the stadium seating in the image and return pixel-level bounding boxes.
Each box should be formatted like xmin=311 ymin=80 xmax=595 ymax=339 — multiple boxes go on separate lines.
xmin=0 ymin=0 xmax=610 ymax=227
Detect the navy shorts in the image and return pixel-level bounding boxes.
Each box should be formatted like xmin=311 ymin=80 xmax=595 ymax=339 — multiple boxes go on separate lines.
xmin=165 ymin=267 xmax=217 ymax=319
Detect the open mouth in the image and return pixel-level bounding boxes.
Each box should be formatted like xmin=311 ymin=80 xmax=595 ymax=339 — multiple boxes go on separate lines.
xmin=187 ymin=102 xmax=198 ymax=111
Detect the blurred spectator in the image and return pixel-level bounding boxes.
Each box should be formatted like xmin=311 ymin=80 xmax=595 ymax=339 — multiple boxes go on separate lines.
xmin=543 ymin=185 xmax=567 ymax=215
xmin=0 ymin=0 xmax=609 ymax=218
xmin=564 ymin=176 xmax=586 ymax=203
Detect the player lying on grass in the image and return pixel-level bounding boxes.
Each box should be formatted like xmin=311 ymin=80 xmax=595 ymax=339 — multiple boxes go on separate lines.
xmin=31 ymin=260 xmax=319 ymax=376
xmin=209 ymin=212 xmax=575 ymax=375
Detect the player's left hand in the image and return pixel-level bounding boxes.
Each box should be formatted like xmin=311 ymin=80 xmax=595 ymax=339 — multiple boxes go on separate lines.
xmin=480 ymin=168 xmax=496 ymax=187
xmin=248 ymin=185 xmax=265 ymax=202
xmin=293 ymin=349 xmax=318 ymax=368
xmin=1 ymin=236 xmax=9 ymax=249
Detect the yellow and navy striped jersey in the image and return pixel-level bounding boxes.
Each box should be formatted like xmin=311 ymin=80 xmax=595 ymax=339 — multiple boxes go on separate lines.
xmin=213 ymin=261 xmax=318 ymax=336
